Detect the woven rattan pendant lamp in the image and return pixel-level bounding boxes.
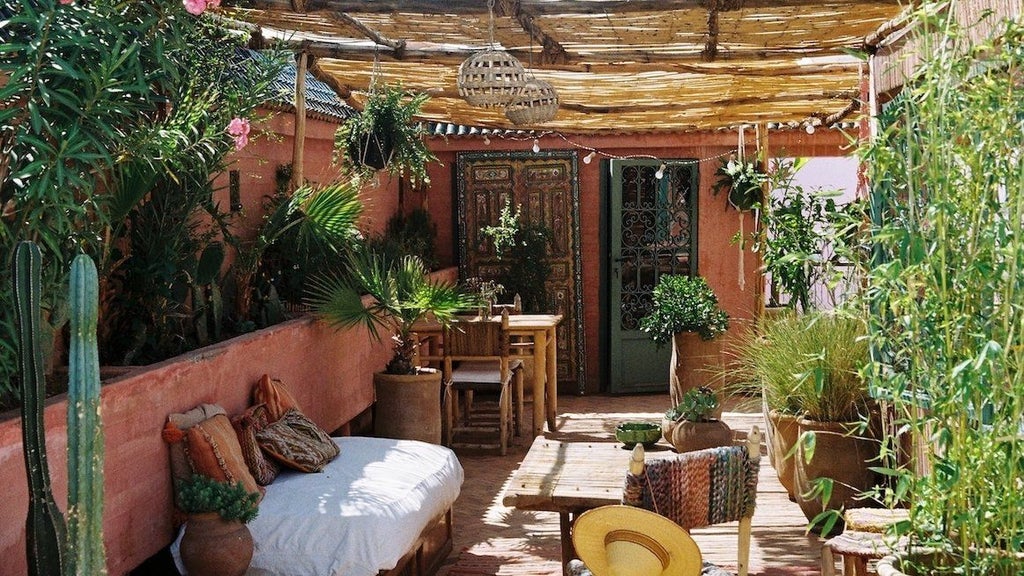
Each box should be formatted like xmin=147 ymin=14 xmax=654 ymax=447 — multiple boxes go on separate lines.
xmin=457 ymin=0 xmax=526 ymax=107
xmin=505 ymin=34 xmax=558 ymax=125
xmin=506 ymin=77 xmax=558 ymax=125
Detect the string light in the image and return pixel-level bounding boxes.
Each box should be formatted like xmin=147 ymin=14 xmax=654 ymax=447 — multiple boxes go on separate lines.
xmin=655 ymin=163 xmax=666 ymax=179
xmin=805 ymin=123 xmax=815 ymax=134
xmin=465 ymin=130 xmax=734 ymax=167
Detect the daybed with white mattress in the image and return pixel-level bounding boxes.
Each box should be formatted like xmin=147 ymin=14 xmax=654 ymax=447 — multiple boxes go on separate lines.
xmin=172 ymin=436 xmax=464 ymax=576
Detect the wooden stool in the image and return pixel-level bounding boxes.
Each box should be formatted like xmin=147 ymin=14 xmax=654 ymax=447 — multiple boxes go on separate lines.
xmin=819 ymin=528 xmax=909 ymax=573
xmin=820 ymin=530 xmax=906 ymax=576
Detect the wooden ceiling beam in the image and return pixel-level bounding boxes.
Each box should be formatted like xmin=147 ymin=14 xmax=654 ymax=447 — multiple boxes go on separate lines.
xmin=250 ymin=0 xmax=900 ymax=16
xmin=502 ymin=0 xmax=570 ymax=65
xmin=330 ymin=12 xmax=406 ymax=57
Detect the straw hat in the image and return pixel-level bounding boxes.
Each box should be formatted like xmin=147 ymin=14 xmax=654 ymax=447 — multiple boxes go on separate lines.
xmin=572 ymin=505 xmax=702 ymax=576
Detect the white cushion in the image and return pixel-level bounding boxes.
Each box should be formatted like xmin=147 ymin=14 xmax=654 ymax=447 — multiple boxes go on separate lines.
xmin=172 ymin=436 xmax=464 ymax=576
xmin=451 ymin=359 xmax=523 ymax=384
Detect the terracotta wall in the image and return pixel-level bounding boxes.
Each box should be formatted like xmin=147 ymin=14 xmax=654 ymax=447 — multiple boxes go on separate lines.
xmin=210 ymin=109 xmax=401 ymax=243
xmin=0 ymin=267 xmax=459 ymax=576
xmin=421 ymin=129 xmax=852 ymax=393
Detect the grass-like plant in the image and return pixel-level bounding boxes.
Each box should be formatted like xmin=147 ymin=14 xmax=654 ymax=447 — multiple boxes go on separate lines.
xmin=726 ymin=311 xmax=869 ymax=422
xmin=177 ymin=476 xmax=259 ymax=524
xmin=859 ymin=7 xmax=1024 ymax=574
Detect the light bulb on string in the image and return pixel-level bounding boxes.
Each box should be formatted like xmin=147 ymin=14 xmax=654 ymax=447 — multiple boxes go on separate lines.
xmin=583 ymin=151 xmax=596 ymax=164
xmin=805 ymin=123 xmax=815 ymax=134
xmin=655 ymin=163 xmax=666 ymax=180
xmin=532 ymin=139 xmax=540 ymax=153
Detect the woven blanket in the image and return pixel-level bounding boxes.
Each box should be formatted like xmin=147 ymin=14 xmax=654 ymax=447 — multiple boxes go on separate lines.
xmin=623 ymin=445 xmax=759 ymax=529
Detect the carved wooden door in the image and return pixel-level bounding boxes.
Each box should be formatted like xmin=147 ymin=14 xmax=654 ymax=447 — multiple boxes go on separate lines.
xmin=456 ymin=151 xmax=585 ymax=394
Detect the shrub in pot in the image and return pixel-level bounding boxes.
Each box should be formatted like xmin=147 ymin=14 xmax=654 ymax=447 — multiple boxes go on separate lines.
xmin=177 ymin=475 xmax=260 ymax=576
xmin=640 ymin=275 xmax=729 ymax=408
xmin=859 ymin=10 xmax=1024 ymax=575
xmin=306 ymin=245 xmax=475 ymax=443
xmin=662 ymin=386 xmax=733 ymax=453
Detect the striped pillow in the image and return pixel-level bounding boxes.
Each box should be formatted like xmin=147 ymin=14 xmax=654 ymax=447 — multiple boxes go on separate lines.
xmin=231 ymin=403 xmax=280 ymax=485
xmin=253 ymin=374 xmax=302 ymax=422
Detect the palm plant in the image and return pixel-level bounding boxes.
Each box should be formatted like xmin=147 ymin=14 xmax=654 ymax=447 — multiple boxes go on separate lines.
xmin=231 ymin=178 xmax=364 ymax=322
xmin=306 ymin=247 xmax=475 ymax=375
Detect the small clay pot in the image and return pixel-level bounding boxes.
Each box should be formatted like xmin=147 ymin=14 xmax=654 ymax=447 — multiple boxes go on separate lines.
xmin=179 ymin=513 xmax=253 ymax=576
xmin=670 ymin=419 xmax=733 ymax=453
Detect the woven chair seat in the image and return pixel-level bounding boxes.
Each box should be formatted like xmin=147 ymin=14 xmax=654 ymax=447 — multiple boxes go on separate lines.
xmin=451 ymin=359 xmax=523 ymax=385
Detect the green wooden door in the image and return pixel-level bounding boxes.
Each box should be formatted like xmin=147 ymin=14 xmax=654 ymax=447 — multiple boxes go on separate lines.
xmin=608 ymin=159 xmax=698 ymax=394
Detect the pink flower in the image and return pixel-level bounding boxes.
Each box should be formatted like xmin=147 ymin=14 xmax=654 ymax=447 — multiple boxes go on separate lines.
xmin=183 ymin=0 xmax=206 ymax=15
xmin=228 ymin=117 xmax=251 ymax=137
xmin=228 ymin=117 xmax=251 ymax=151
xmin=59 ymin=0 xmax=74 ymax=5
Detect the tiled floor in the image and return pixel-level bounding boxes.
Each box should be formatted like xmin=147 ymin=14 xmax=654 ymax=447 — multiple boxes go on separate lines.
xmin=439 ymin=392 xmax=826 ymax=576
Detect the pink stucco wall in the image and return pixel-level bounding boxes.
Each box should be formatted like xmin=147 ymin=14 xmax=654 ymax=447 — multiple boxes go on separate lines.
xmin=0 ymin=316 xmax=385 ymax=575
xmin=420 ymin=129 xmax=853 ymax=393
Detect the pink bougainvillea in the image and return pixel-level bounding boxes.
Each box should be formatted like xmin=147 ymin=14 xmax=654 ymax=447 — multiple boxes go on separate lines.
xmin=183 ymin=0 xmax=207 ymax=15
xmin=227 ymin=117 xmax=251 ymax=151
xmin=59 ymin=0 xmax=74 ymax=5
xmin=183 ymin=0 xmax=221 ymax=15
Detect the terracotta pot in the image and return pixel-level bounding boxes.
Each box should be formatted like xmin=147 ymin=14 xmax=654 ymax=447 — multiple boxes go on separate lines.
xmin=373 ymin=369 xmax=443 ymax=443
xmin=669 ymin=419 xmax=733 ymax=453
xmin=767 ymin=410 xmax=800 ymax=499
xmin=179 ymin=513 xmax=253 ymax=576
xmin=794 ymin=417 xmax=880 ymax=534
xmin=669 ymin=332 xmax=723 ymax=412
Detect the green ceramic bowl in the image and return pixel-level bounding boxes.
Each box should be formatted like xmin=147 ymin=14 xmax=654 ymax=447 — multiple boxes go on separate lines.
xmin=615 ymin=422 xmax=661 ymax=448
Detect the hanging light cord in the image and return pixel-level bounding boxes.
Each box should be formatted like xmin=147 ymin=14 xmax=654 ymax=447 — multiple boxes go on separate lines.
xmin=487 ymin=0 xmax=496 ymax=48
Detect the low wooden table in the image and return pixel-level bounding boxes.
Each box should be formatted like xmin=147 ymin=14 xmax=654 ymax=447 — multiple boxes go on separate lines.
xmin=501 ymin=436 xmax=677 ymax=574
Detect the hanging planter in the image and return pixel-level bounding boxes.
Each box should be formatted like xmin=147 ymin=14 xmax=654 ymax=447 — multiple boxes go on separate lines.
xmin=335 ymin=83 xmax=436 ymax=187
xmin=711 ymin=155 xmax=766 ymax=211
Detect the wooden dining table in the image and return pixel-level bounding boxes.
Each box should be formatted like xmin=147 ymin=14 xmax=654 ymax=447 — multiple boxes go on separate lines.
xmin=412 ymin=313 xmax=563 ymax=436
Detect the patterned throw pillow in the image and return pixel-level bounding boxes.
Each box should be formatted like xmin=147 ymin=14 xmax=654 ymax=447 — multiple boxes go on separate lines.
xmin=184 ymin=413 xmax=263 ymax=500
xmin=255 ymin=409 xmax=340 ymax=473
xmin=163 ymin=403 xmax=228 ymax=518
xmin=252 ymin=374 xmax=302 ymax=422
xmin=231 ymin=404 xmax=280 ymax=486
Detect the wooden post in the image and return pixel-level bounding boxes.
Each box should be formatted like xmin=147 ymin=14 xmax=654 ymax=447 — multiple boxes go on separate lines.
xmin=291 ymin=51 xmax=308 ymax=191
xmin=754 ymin=123 xmax=770 ymax=318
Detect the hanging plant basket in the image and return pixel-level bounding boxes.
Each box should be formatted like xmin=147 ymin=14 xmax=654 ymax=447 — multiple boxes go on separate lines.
xmin=348 ymin=130 xmax=393 ymax=171
xmin=712 ymin=156 xmax=765 ymax=211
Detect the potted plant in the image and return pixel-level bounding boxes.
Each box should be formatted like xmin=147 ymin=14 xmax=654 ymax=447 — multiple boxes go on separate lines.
xmin=662 ymin=386 xmax=733 ymax=453
xmin=335 ymin=83 xmax=437 ymax=187
xmin=711 ymin=154 xmax=765 ymax=212
xmin=639 ymin=275 xmax=729 ymax=408
xmin=728 ymin=310 xmax=877 ymax=534
xmin=306 ymin=245 xmax=475 ymax=443
xmin=177 ymin=475 xmax=260 ymax=576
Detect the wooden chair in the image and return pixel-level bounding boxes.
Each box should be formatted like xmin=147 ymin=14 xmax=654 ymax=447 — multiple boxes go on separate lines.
xmin=442 ymin=310 xmax=524 ymax=455
xmin=567 ymin=427 xmax=762 ymax=576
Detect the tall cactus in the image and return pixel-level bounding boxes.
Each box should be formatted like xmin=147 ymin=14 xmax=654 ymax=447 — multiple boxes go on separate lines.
xmin=65 ymin=253 xmax=107 ymax=575
xmin=12 ymin=241 xmax=68 ymax=576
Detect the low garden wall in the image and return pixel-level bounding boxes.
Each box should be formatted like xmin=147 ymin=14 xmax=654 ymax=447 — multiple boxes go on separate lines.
xmin=0 ymin=268 xmax=455 ymax=575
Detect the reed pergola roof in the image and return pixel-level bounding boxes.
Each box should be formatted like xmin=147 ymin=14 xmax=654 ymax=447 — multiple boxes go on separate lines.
xmin=225 ymin=0 xmax=908 ymax=134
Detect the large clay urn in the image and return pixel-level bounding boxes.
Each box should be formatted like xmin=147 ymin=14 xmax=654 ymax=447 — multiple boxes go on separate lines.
xmin=794 ymin=417 xmax=880 ymax=534
xmin=767 ymin=410 xmax=801 ymax=499
xmin=179 ymin=513 xmax=253 ymax=576
xmin=670 ymin=332 xmax=724 ymax=412
xmin=373 ymin=368 xmax=443 ymax=443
